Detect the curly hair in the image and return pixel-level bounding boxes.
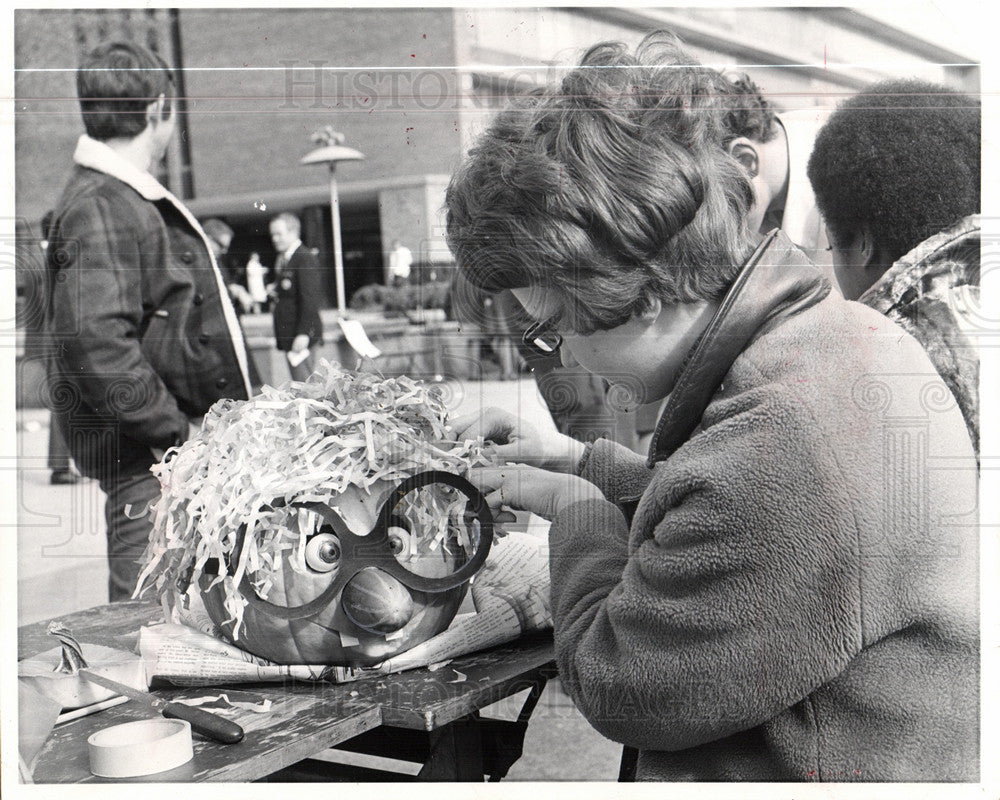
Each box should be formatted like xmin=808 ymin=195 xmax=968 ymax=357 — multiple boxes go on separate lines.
xmin=807 ymin=79 xmax=980 ymax=263
xmin=714 ymin=71 xmax=780 ymax=146
xmin=445 ymin=32 xmax=756 ymax=335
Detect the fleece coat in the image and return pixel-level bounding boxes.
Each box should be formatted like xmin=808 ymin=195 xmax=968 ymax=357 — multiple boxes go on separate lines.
xmin=548 ymin=231 xmax=979 ymax=782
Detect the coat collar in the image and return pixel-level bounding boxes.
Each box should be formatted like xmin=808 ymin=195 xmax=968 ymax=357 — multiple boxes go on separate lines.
xmin=73 ymin=135 xmax=169 ymax=202
xmin=859 ymin=214 xmax=980 ymax=312
xmin=73 ymin=135 xmax=254 ymax=400
xmin=647 ymin=229 xmax=831 ymax=466
xmin=73 ymin=134 xmax=213 ymax=260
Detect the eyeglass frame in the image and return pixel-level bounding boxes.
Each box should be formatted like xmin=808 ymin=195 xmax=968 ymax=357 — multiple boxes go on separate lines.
xmin=226 ymin=469 xmax=495 ymax=621
xmin=522 ymin=316 xmax=563 ymax=357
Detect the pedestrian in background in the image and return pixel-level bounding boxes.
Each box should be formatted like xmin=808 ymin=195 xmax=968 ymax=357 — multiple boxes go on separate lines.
xmin=388 ymin=239 xmax=412 ymax=287
xmin=245 ymin=252 xmax=268 ymax=313
xmin=44 ymin=40 xmax=252 ymax=601
xmin=16 ymin=212 xmax=81 ymax=485
xmin=37 ymin=212 xmax=82 ymax=484
xmin=268 ymin=212 xmax=323 ymax=381
xmin=202 ymin=217 xmax=252 ymax=315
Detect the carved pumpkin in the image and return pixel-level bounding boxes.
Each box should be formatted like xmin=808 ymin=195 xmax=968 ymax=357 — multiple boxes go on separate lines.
xmin=135 ymin=364 xmax=496 ymax=669
xmin=199 ymin=477 xmax=472 ymax=666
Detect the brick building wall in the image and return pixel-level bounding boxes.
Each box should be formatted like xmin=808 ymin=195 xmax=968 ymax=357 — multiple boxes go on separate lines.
xmin=175 ymin=8 xmax=463 ymax=199
xmin=14 ymin=7 xmax=978 ymax=262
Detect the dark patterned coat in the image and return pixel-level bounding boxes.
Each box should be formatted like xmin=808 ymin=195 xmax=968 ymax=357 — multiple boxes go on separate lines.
xmin=860 ymin=214 xmax=979 ymax=457
xmin=45 ymin=139 xmax=250 ymax=483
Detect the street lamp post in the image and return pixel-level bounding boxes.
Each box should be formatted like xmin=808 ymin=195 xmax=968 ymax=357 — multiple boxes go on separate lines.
xmin=301 ymin=128 xmax=365 ymax=316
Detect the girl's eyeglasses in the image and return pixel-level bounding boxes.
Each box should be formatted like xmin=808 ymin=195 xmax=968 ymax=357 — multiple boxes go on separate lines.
xmin=522 ymin=317 xmax=563 ymax=357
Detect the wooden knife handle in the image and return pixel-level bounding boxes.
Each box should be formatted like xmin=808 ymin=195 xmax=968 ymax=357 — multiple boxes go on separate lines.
xmin=161 ymin=702 xmax=244 ymax=744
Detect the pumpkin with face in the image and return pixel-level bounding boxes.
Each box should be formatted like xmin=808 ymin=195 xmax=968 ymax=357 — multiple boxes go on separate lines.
xmin=200 ymin=475 xmax=487 ymax=666
xmin=135 ymin=364 xmax=496 ymax=667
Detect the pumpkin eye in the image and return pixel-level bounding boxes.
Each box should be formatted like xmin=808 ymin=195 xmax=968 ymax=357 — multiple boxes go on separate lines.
xmin=387 ymin=526 xmax=410 ymax=558
xmin=304 ymin=533 xmax=341 ymax=572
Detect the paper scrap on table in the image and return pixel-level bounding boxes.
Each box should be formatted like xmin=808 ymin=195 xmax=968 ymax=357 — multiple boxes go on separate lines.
xmin=338 ymin=318 xmax=382 ymax=359
xmin=141 ymin=528 xmax=552 ymax=686
xmin=286 ymin=348 xmax=311 ymax=367
xmin=55 ymin=695 xmax=129 ymax=724
xmin=179 ymin=692 xmax=272 ymax=713
xmin=139 ymin=623 xmax=366 ymax=686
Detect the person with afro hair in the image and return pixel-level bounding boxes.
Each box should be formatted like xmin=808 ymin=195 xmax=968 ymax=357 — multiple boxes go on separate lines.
xmin=807 ymin=78 xmax=980 ymax=454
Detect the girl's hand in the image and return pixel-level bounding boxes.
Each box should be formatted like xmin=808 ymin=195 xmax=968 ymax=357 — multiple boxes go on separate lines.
xmin=449 ymin=407 xmax=586 ymax=473
xmin=470 ymin=465 xmax=604 ymax=521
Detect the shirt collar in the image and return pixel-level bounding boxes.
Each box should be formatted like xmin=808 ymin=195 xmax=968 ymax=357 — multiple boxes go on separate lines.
xmin=859 ymin=214 xmax=980 ymax=308
xmin=284 ymin=240 xmax=302 ymax=259
xmin=73 ymin=134 xmax=168 ymax=201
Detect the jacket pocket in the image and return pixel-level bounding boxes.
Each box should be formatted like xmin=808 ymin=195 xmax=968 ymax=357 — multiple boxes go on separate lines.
xmin=140 ymin=309 xmax=171 ymax=363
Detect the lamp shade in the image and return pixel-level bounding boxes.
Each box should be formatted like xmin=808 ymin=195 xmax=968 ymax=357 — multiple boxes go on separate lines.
xmin=300 ymin=145 xmax=366 ymax=166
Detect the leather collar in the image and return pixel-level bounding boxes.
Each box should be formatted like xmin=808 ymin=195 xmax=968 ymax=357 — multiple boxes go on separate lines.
xmin=647 ymin=229 xmax=831 ymax=466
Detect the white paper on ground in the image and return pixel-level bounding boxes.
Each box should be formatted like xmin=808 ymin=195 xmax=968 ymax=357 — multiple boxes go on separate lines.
xmin=286 ymin=348 xmax=310 ymax=367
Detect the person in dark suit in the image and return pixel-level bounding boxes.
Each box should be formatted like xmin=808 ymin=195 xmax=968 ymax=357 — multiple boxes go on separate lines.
xmin=268 ymin=212 xmax=323 ymax=381
xmin=32 ymin=212 xmax=82 ymax=484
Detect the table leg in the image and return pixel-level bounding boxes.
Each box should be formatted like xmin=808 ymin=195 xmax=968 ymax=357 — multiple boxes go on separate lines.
xmin=417 ymin=713 xmax=485 ymax=781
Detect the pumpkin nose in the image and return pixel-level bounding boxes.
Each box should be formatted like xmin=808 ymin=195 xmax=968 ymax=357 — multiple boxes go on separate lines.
xmin=341 ymin=568 xmax=415 ymax=634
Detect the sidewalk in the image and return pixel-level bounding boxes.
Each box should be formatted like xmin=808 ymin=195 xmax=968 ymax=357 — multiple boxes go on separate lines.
xmin=15 ymin=376 xmax=624 ymax=780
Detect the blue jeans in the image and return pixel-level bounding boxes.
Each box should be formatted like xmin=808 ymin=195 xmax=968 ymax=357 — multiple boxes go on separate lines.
xmin=99 ymin=468 xmax=161 ymax=602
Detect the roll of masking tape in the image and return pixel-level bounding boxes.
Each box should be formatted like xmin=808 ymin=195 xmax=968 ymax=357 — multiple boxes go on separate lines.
xmin=88 ymin=718 xmax=193 ymax=778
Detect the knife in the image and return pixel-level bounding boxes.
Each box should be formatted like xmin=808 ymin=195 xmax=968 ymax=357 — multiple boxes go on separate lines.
xmin=79 ymin=669 xmax=244 ymax=744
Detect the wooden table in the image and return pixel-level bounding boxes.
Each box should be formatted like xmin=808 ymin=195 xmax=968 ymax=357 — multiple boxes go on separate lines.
xmin=18 ymin=600 xmax=555 ymax=783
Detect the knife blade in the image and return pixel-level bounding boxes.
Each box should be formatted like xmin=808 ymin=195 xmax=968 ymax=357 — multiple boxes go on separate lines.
xmin=78 ymin=669 xmax=244 ymax=744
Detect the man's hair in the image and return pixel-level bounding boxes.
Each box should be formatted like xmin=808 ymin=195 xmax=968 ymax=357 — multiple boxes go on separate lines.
xmin=201 ymin=218 xmax=234 ymax=245
xmin=807 ymin=78 xmax=980 ymax=263
xmin=445 ymin=32 xmax=756 ymax=335
xmin=270 ymin=212 xmax=301 ymax=236
xmin=714 ymin=71 xmax=780 ymax=146
xmin=77 ymin=41 xmax=174 ymax=141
